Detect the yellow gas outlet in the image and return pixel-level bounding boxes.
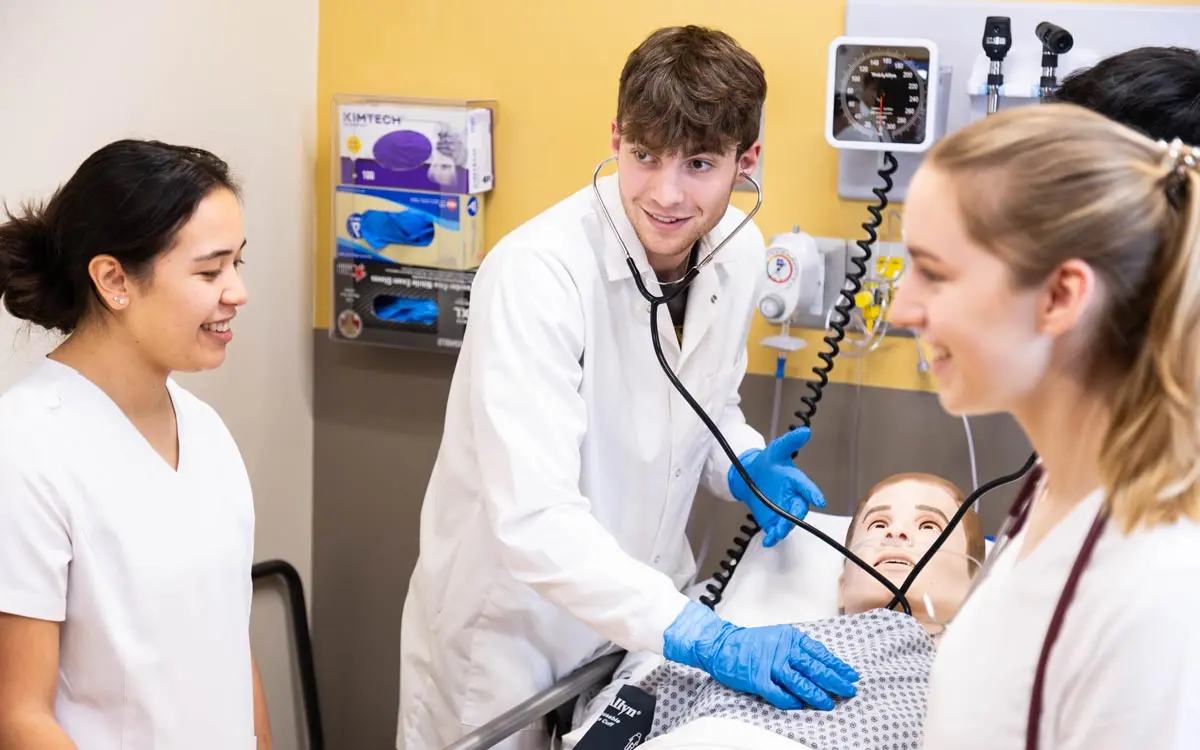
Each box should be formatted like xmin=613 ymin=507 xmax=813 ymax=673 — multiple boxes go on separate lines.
xmin=876 ymin=255 xmax=904 ymax=281
xmin=852 ymin=243 xmax=907 ymax=336
xmin=856 ymin=285 xmax=883 ymax=332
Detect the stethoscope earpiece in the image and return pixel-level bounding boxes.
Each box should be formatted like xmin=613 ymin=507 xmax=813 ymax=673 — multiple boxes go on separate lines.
xmin=590 ymin=156 xmax=764 ymax=285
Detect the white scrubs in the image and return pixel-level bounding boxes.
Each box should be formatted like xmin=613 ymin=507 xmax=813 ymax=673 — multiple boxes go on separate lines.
xmin=923 ymin=488 xmax=1200 ymax=749
xmin=0 ymin=358 xmax=257 ymax=749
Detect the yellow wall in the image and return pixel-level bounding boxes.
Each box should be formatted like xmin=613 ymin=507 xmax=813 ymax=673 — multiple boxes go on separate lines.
xmin=314 ymin=0 xmax=1196 ymax=391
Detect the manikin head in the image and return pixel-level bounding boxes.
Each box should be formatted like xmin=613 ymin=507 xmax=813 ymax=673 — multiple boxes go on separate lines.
xmin=890 ymin=103 xmax=1200 ymax=532
xmin=838 ymin=473 xmax=984 ymax=630
xmin=0 ymin=139 xmax=248 ymax=376
xmin=610 ymin=25 xmax=765 ymax=275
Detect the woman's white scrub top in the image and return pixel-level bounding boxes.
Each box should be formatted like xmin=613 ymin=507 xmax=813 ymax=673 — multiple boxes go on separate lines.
xmin=923 ymin=488 xmax=1200 ymax=750
xmin=0 ymin=358 xmax=257 ymax=749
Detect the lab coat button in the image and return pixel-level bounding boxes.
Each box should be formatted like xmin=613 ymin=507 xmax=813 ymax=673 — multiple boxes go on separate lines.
xmin=674 ymin=469 xmax=682 ymax=478
xmin=654 ymin=555 xmax=661 ymax=564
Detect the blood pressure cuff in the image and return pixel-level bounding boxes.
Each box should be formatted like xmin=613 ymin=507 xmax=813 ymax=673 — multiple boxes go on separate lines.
xmin=373 ymin=295 xmax=439 ymax=326
xmin=360 ymin=209 xmax=436 ymax=250
xmin=372 ymin=129 xmax=434 ymax=171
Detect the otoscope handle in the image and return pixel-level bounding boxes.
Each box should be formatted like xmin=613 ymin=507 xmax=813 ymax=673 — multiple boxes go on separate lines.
xmin=982 ymin=16 xmax=1013 ymax=62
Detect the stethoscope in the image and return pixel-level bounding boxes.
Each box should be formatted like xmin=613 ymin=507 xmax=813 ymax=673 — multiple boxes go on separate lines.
xmin=591 ymin=156 xmax=1111 ymax=746
xmin=591 ymin=154 xmax=922 ymax=616
xmin=948 ymin=459 xmax=1109 ymax=750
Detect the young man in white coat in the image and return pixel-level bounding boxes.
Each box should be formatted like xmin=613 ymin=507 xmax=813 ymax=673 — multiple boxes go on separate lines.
xmin=397 ymin=26 xmax=859 ymax=750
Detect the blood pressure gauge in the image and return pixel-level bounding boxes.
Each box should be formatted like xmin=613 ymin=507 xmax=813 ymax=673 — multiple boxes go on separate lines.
xmin=825 ymin=36 xmax=940 ymax=153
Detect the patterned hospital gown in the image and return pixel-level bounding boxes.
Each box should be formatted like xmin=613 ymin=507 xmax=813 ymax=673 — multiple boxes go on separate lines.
xmin=638 ymin=609 xmax=936 ymax=749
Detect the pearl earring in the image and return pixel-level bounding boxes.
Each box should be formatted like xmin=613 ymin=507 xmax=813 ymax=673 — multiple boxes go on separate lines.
xmin=113 ymin=295 xmax=127 ymax=306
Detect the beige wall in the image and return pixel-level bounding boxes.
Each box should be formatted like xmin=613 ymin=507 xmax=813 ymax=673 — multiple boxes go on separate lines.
xmin=0 ymin=2 xmax=318 ymax=747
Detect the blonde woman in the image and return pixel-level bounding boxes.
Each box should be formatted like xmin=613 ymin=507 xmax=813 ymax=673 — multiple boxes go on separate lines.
xmin=891 ymin=103 xmax=1200 ymax=749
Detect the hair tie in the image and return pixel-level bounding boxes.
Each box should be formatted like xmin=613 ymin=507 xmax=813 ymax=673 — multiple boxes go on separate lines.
xmin=1160 ymin=137 xmax=1200 ymax=176
xmin=1158 ymin=138 xmax=1199 ymax=211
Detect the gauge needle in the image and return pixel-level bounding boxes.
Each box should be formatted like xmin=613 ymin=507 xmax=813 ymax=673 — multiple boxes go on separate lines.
xmin=877 ymin=94 xmax=885 ymax=133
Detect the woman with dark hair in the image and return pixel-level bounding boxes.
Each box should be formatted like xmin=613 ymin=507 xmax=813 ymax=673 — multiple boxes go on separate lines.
xmin=0 ymin=140 xmax=271 ymax=748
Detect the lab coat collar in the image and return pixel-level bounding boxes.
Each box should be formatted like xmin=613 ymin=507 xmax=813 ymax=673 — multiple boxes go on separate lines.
xmin=593 ymin=173 xmax=739 ymax=283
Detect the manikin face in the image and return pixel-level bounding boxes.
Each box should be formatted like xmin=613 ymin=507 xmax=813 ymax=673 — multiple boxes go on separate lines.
xmin=92 ymin=187 xmax=249 ymax=374
xmin=838 ymin=479 xmax=978 ymax=626
xmin=610 ymin=121 xmax=761 ymax=272
xmin=889 ymin=165 xmax=1098 ymax=417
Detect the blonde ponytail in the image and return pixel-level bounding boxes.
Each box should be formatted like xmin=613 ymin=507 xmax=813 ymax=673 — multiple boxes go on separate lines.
xmin=926 ymin=106 xmax=1200 ymax=534
xmin=1100 ymin=145 xmax=1200 ymax=532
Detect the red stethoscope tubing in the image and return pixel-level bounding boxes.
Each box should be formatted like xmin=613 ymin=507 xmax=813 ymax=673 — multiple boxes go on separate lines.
xmin=990 ymin=464 xmax=1109 ymax=750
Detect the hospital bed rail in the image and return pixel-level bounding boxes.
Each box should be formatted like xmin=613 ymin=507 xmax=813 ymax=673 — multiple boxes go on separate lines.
xmin=443 ymin=651 xmax=626 ymax=750
xmin=252 ymin=558 xmax=324 ymax=750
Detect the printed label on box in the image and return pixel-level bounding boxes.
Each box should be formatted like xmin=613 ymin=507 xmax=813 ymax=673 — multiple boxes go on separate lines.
xmin=335 ymin=185 xmax=483 ymax=271
xmin=332 ymin=257 xmax=474 ymax=352
xmin=338 ymin=102 xmax=494 ymax=194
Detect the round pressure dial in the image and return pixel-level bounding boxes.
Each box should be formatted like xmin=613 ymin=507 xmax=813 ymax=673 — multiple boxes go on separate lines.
xmin=840 ymin=50 xmax=927 ymax=140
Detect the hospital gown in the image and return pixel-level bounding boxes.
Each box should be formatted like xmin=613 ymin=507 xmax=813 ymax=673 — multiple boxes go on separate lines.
xmin=638 ymin=609 xmax=935 ymax=749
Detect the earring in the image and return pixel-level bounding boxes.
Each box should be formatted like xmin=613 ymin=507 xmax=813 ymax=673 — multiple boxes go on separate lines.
xmin=112 ymin=295 xmax=127 ymax=306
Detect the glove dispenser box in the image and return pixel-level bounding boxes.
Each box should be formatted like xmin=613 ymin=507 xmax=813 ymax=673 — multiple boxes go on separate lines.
xmin=335 ymin=185 xmax=484 ymax=271
xmin=338 ymin=99 xmax=494 ymax=195
xmin=330 ymin=94 xmax=495 ymax=352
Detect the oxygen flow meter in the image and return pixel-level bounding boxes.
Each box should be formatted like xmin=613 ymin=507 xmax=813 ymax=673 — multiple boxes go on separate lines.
xmin=824 ymin=36 xmax=941 ymax=153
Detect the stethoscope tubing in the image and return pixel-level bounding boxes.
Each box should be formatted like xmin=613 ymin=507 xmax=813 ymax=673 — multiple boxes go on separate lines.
xmin=591 ymin=157 xmax=920 ymax=614
xmin=592 ymin=156 xmax=1108 ymax=745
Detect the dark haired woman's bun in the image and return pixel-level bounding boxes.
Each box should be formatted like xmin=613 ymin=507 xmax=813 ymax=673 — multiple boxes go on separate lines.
xmin=0 ymin=201 xmax=83 ymax=335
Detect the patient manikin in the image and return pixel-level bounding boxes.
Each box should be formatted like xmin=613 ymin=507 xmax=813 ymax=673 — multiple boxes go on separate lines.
xmin=619 ymin=473 xmax=985 ymax=750
xmin=837 ymin=472 xmax=983 ymax=635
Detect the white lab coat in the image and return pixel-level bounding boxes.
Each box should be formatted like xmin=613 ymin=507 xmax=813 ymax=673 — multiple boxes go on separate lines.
xmin=397 ymin=173 xmax=768 ymax=750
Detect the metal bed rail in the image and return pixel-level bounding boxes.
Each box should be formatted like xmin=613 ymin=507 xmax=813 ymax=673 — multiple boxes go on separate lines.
xmin=443 ymin=651 xmax=626 ymax=750
xmin=252 ymin=558 xmax=324 ymax=750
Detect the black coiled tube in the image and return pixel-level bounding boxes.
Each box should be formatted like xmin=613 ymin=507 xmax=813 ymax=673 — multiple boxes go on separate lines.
xmin=700 ymin=152 xmax=901 ymax=611
xmin=794 ymin=151 xmax=899 ymax=431
xmin=700 ymin=521 xmax=757 ymax=608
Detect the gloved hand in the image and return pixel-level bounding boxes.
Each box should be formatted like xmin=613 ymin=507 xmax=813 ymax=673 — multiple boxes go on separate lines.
xmin=663 ymin=600 xmax=858 ymax=710
xmin=727 ymin=427 xmax=825 ymax=547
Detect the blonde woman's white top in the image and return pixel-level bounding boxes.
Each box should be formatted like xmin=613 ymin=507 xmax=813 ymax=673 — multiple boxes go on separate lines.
xmin=923 ymin=487 xmax=1200 ymax=749
xmin=0 ymin=358 xmax=257 ymax=749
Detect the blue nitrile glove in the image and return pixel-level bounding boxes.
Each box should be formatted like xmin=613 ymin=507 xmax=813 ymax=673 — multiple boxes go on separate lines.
xmin=663 ymin=600 xmax=858 ymax=710
xmin=373 ymin=295 xmax=439 ymax=326
xmin=727 ymin=426 xmax=825 ymax=547
xmin=360 ymin=209 xmax=436 ymax=250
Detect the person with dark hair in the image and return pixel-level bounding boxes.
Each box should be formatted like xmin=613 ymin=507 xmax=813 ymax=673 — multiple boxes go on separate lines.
xmin=0 ymin=140 xmax=272 ymax=748
xmin=1048 ymin=45 xmax=1200 ymax=144
xmin=398 ymin=25 xmax=850 ymax=750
